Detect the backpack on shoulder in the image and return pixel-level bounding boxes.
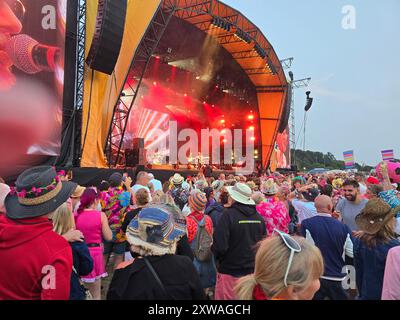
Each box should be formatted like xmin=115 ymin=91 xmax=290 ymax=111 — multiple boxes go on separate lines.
xmin=190 ymin=216 xmax=213 ymax=262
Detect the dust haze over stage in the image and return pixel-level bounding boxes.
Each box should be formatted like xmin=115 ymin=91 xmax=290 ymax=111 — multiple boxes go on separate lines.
xmin=121 ymin=16 xmax=260 ymax=164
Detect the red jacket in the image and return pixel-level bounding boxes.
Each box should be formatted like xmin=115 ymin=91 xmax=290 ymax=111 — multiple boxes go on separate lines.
xmin=0 ymin=214 xmax=72 ymax=300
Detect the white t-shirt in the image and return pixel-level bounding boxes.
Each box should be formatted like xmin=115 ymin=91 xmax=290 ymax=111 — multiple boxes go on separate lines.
xmin=149 ymin=179 xmax=162 ymax=192
xmin=292 ymin=199 xmax=317 ymax=224
xmin=359 ymin=183 xmax=367 ymax=195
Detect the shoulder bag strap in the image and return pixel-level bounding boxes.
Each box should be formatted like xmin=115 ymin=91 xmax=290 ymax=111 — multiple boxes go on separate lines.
xmin=143 ymin=257 xmax=174 ymax=300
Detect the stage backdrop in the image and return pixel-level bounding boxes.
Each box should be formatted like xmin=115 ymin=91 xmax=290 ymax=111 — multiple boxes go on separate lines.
xmin=80 ymin=0 xmax=162 ymax=168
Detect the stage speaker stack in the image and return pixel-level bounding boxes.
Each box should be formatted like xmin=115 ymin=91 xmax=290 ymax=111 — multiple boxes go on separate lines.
xmin=125 ymin=149 xmax=146 ymax=167
xmin=86 ymin=0 xmax=127 ymax=75
xmin=125 ymin=138 xmax=146 ymax=167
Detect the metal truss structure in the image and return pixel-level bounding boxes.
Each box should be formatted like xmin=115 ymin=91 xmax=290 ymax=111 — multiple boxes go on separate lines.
xmin=104 ymin=0 xmax=286 ymax=168
xmin=105 ymin=4 xmax=176 ymax=167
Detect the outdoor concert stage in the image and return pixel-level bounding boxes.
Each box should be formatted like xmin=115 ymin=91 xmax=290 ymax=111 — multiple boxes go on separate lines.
xmin=7 ymin=1 xmax=290 ymax=177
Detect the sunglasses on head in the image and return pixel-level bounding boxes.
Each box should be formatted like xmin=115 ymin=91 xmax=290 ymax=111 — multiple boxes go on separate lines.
xmin=272 ymin=229 xmax=302 ymax=287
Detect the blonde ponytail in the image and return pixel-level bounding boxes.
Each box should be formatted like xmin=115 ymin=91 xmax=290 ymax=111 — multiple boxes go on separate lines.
xmin=235 ymin=274 xmax=257 ymax=300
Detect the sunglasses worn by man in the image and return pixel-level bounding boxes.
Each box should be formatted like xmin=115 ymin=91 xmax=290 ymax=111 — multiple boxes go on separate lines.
xmin=272 ymin=229 xmax=302 ymax=287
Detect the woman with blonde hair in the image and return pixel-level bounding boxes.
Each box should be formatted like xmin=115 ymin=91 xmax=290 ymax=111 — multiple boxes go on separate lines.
xmin=51 ymin=203 xmax=93 ymax=300
xmin=235 ymin=231 xmax=323 ymax=300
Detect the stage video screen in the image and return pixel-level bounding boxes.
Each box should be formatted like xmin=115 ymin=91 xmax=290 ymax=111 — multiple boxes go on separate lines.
xmin=0 ymin=0 xmax=67 ymax=156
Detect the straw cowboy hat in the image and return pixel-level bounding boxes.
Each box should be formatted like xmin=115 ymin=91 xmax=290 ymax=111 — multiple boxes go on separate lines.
xmin=355 ymin=198 xmax=400 ymax=235
xmin=211 ymin=180 xmax=224 ymax=192
xmin=71 ymin=185 xmax=85 ymax=199
xmin=171 ymin=173 xmax=184 ymax=185
xmin=5 ymin=166 xmax=77 ymax=219
xmin=261 ymin=178 xmax=278 ymax=195
xmin=226 ymin=183 xmax=255 ymax=205
xmin=126 ymin=207 xmax=186 ymax=256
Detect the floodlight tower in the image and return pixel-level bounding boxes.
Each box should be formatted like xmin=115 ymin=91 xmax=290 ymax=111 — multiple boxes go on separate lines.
xmin=280 ymin=57 xmax=311 ymax=166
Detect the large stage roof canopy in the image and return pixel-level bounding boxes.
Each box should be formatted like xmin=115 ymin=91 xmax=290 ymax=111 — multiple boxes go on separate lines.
xmin=80 ymin=0 xmax=288 ymax=169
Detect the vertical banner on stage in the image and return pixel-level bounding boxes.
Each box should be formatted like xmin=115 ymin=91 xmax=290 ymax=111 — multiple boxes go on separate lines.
xmin=382 ymin=149 xmax=395 ymax=162
xmin=81 ymin=0 xmax=162 ymax=168
xmin=0 ymin=0 xmax=67 ymax=156
xmin=343 ymin=150 xmax=355 ymax=169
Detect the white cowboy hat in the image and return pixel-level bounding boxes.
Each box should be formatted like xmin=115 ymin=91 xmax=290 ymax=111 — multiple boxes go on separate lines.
xmin=226 ymin=183 xmax=255 ymax=205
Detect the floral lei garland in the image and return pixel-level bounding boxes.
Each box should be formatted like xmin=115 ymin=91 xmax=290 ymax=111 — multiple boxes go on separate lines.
xmin=9 ymin=176 xmax=61 ymax=199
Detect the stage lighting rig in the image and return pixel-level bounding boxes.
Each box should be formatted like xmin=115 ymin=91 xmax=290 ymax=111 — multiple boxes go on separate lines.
xmin=235 ymin=28 xmax=252 ymax=44
xmin=305 ymin=91 xmax=314 ymax=111
xmin=254 ymin=43 xmax=266 ymax=59
xmin=212 ymin=17 xmax=232 ymax=32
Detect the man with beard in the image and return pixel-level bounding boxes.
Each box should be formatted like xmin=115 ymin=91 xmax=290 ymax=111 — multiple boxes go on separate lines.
xmin=335 ymin=179 xmax=368 ymax=231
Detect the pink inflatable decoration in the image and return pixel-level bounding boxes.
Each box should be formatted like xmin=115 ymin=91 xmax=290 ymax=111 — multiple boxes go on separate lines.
xmin=376 ymin=161 xmax=400 ymax=183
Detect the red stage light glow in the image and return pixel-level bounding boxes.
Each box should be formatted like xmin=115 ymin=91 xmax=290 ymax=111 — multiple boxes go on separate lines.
xmin=220 ymin=119 xmax=225 ymax=124
xmin=249 ymin=126 xmax=255 ymax=131
xmin=250 ymin=137 xmax=256 ymax=141
xmin=153 ymin=82 xmax=157 ymax=86
xmin=248 ymin=114 xmax=254 ymax=120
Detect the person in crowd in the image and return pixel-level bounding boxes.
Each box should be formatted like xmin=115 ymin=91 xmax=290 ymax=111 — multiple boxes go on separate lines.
xmin=121 ymin=188 xmax=150 ymax=261
xmin=289 ymin=184 xmax=319 ymax=226
xmin=301 ymin=195 xmax=354 ymax=300
xmin=218 ymin=173 xmax=226 ymax=181
xmin=235 ymin=231 xmax=324 ymax=300
xmin=195 ymin=179 xmax=209 ymax=192
xmin=155 ymin=203 xmax=194 ymax=261
xmin=70 ymin=185 xmax=85 ymax=213
xmin=168 ymin=173 xmax=190 ymax=211
xmin=51 ymin=203 xmax=93 ymax=300
xmin=121 ymin=188 xmax=150 ymax=234
xmin=107 ymin=207 xmax=205 ymax=300
xmin=148 ymin=173 xmax=162 ymax=192
xmin=211 ymin=179 xmax=224 ymax=202
xmin=186 ymin=192 xmax=216 ymax=297
xmin=366 ymin=184 xmax=384 ymax=200
xmin=251 ymin=191 xmax=266 ymax=205
xmin=335 ymin=179 xmax=368 ymax=231
xmin=205 ymin=189 xmax=227 ymax=228
xmin=353 ymin=198 xmax=400 ymax=300
xmin=257 ymin=179 xmax=291 ymax=235
xmin=382 ymin=246 xmax=400 ymax=300
xmin=101 ymin=172 xmax=131 ymax=271
xmin=292 ymin=176 xmax=305 ymax=191
xmin=246 ymin=181 xmax=257 ymax=192
xmin=204 ymin=186 xmax=216 ymax=209
xmin=355 ymin=172 xmax=367 ymax=195
xmin=212 ymin=183 xmax=267 ymax=300
xmin=132 ymin=171 xmax=151 ymax=195
xmin=0 ymin=166 xmax=77 ymax=299
xmin=319 ymin=184 xmax=334 ymax=198
xmin=75 ymin=188 xmax=113 ymax=300
xmin=98 ymin=180 xmax=110 ymax=192
xmin=0 ymin=181 xmax=10 ymax=214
